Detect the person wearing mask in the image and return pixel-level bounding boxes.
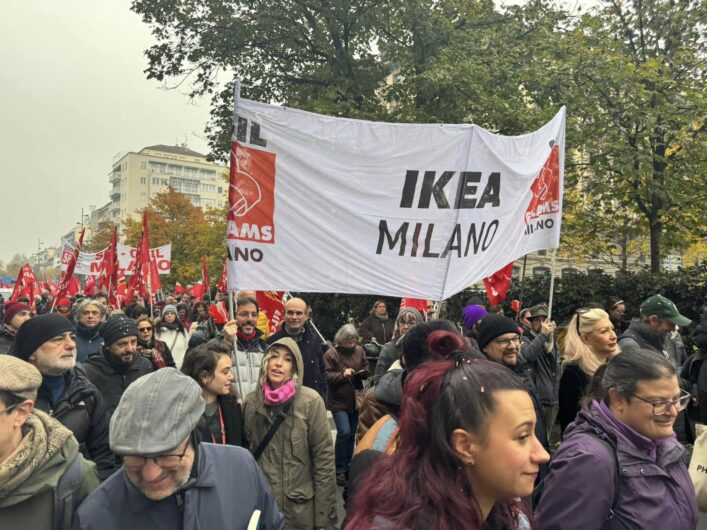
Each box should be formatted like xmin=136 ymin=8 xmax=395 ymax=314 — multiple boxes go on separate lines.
xmin=605 ymin=296 xmax=626 ymax=336
xmin=323 ymin=324 xmax=370 ymax=486
xmin=154 ymin=304 xmax=189 ymax=369
xmin=372 ymin=307 xmax=424 ymax=385
xmin=558 ymin=308 xmax=619 ymax=435
xmin=0 ymin=355 xmax=100 ymax=529
xmin=74 ymin=299 xmax=106 ymax=363
xmin=135 ymin=316 xmax=175 ymax=370
xmin=83 ymin=315 xmax=154 ymax=414
xmin=346 ymin=352 xmax=549 ymax=529
xmin=181 ymin=342 xmax=243 ymax=446
xmin=14 ymin=314 xmax=116 ymax=480
xmin=0 ymin=301 xmax=31 ymax=355
xmin=74 ymin=369 xmax=284 ymax=530
xmin=357 ymin=300 xmax=395 ymax=346
xmin=267 ymin=297 xmax=326 ymax=399
xmin=535 ymin=349 xmax=698 ymax=530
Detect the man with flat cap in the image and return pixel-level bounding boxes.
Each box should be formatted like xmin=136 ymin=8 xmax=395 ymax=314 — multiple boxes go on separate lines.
xmin=14 ymin=313 xmax=117 ymax=480
xmin=74 ymin=368 xmax=284 ymax=529
xmin=0 ymin=355 xmax=99 ymax=529
xmin=83 ymin=315 xmax=153 ymax=414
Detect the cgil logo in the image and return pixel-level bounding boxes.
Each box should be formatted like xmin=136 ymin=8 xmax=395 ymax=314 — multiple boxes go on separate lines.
xmin=524 ymin=144 xmax=560 ymax=225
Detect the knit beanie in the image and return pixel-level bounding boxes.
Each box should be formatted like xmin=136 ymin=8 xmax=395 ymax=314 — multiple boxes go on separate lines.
xmin=476 ymin=314 xmax=520 ymax=350
xmin=162 ymin=304 xmax=178 ymax=317
xmin=396 ymin=307 xmax=423 ymax=326
xmin=0 ymin=355 xmax=42 ymax=401
xmin=3 ymin=302 xmax=30 ymax=325
xmin=100 ymin=315 xmax=139 ymax=347
xmin=14 ymin=313 xmax=76 ymax=361
xmin=461 ymin=304 xmax=488 ymax=331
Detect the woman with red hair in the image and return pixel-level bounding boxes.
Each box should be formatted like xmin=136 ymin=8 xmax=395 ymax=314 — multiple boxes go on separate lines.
xmin=346 ymin=331 xmax=549 ymax=530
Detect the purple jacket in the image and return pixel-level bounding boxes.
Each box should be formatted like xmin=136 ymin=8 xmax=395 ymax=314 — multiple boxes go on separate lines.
xmin=535 ymin=400 xmax=697 ymax=530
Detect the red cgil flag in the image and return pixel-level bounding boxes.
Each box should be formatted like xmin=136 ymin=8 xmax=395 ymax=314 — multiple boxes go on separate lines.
xmin=53 ymin=229 xmax=85 ymax=310
xmin=256 ymin=291 xmax=285 ymax=335
xmin=201 ymin=256 xmax=210 ymax=300
xmin=9 ymin=263 xmax=39 ymax=312
xmin=483 ymin=262 xmax=515 ymax=307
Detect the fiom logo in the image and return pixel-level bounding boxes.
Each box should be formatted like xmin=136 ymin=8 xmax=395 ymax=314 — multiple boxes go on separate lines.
xmin=525 ymin=143 xmax=560 ymax=224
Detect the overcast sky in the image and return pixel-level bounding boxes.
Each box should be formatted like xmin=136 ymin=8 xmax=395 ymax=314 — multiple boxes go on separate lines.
xmin=0 ymin=0 xmax=212 ymax=263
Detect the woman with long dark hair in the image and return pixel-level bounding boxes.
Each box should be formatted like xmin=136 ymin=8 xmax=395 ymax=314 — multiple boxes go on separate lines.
xmin=346 ymin=334 xmax=549 ymax=530
xmin=181 ymin=341 xmax=242 ymax=446
xmin=154 ymin=304 xmax=189 ymax=369
xmin=135 ymin=315 xmax=176 ymax=370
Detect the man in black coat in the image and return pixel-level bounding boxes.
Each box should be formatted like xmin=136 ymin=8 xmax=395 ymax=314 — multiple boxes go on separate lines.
xmin=267 ymin=297 xmax=327 ymax=399
xmin=84 ymin=315 xmax=154 ymax=414
xmin=14 ymin=313 xmax=117 ymax=480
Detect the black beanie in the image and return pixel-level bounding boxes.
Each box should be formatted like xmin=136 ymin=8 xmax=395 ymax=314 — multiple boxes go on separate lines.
xmin=14 ymin=313 xmax=76 ymax=361
xmin=100 ymin=315 xmax=139 ymax=347
xmin=476 ymin=314 xmax=520 ymax=351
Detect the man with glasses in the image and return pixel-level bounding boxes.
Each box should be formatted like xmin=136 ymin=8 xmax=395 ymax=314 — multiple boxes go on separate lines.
xmin=0 ymin=355 xmax=100 ymax=527
xmin=476 ymin=314 xmax=549 ymax=472
xmin=74 ymin=368 xmax=284 ymax=529
xmin=14 ymin=314 xmax=116 ymax=480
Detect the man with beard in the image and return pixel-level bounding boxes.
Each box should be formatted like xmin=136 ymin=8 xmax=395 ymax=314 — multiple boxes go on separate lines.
xmin=83 ymin=315 xmax=153 ymax=414
xmin=0 ymin=302 xmax=32 ymax=356
xmin=267 ymin=297 xmax=327 ymax=399
xmin=74 ymin=368 xmax=283 ymax=530
xmin=74 ymin=299 xmax=106 ymax=363
xmin=14 ymin=314 xmax=116 ymax=480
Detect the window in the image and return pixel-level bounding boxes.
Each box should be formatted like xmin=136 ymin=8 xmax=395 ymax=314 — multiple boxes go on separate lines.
xmin=533 ymin=267 xmax=551 ymax=277
xmin=202 ymin=184 xmax=216 ymax=193
xmin=149 ymin=162 xmax=166 ymax=174
xmin=561 ymin=267 xmax=579 ymax=277
xmin=537 ymin=249 xmax=547 ymax=256
xmin=152 ymin=177 xmax=161 ymax=185
xmin=217 ymin=187 xmax=223 ymax=194
xmin=140 ymin=177 xmax=146 ymax=185
xmin=162 ymin=179 xmax=169 ymax=186
xmin=512 ymin=266 xmax=521 ymax=279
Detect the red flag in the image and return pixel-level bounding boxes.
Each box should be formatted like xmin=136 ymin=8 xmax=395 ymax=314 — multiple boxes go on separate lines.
xmin=189 ymin=281 xmax=204 ymax=300
xmin=127 ymin=212 xmax=152 ymax=302
xmin=483 ymin=263 xmax=514 ymax=306
xmin=53 ymin=229 xmax=85 ymax=309
xmin=66 ymin=276 xmax=81 ymax=297
xmin=83 ymin=276 xmax=96 ymax=295
xmin=9 ymin=264 xmax=39 ymax=311
xmin=400 ymin=298 xmax=428 ymax=313
xmin=256 ymin=291 xmax=285 ymax=335
xmin=174 ymin=282 xmax=186 ymax=295
xmin=510 ymin=299 xmax=521 ymax=314
xmin=97 ymin=227 xmax=117 ymax=293
xmin=216 ymin=258 xmax=228 ymax=293
xmin=201 ymin=256 xmax=210 ymax=300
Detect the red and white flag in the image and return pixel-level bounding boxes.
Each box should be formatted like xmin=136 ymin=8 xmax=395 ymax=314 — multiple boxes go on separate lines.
xmin=53 ymin=229 xmax=85 ymax=310
xmin=10 ymin=264 xmax=39 ymax=311
xmin=127 ymin=212 xmax=153 ymax=302
xmin=174 ymin=282 xmax=186 ymax=295
xmin=83 ymin=276 xmax=96 ymax=296
xmin=256 ymin=291 xmax=285 ymax=335
xmin=216 ymin=257 xmax=228 ymax=293
xmin=483 ymin=262 xmax=514 ymax=306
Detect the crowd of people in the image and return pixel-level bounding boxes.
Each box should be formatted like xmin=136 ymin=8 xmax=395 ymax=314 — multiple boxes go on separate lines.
xmin=0 ymin=288 xmax=705 ymax=529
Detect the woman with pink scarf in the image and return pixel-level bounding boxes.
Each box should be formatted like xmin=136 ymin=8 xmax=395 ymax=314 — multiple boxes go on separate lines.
xmin=242 ymin=337 xmax=338 ymax=530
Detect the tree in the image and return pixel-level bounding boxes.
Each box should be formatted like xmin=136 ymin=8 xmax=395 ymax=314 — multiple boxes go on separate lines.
xmin=3 ymin=254 xmax=30 ymax=278
xmin=84 ymin=221 xmax=117 ymax=252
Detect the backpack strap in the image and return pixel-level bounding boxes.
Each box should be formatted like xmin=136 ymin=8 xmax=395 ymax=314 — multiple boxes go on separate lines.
xmin=54 ymin=453 xmax=85 ymax=530
xmin=371 ymin=415 xmax=399 ymax=454
xmin=253 ymin=401 xmax=292 ymax=461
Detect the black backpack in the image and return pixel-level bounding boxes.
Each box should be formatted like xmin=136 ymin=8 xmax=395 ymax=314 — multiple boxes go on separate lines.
xmin=54 ymin=453 xmax=86 ymax=530
xmin=532 ymin=432 xmax=621 ymax=520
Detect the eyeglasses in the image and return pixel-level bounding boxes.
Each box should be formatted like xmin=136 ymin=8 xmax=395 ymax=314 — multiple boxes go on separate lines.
xmin=630 ymin=390 xmax=691 ymax=416
xmin=137 ymin=327 xmax=153 ymax=332
xmin=123 ymin=440 xmax=190 ymax=469
xmin=0 ymin=403 xmax=21 ymax=415
xmin=575 ymin=308 xmax=591 ymax=335
xmin=493 ymin=336 xmax=521 ymax=347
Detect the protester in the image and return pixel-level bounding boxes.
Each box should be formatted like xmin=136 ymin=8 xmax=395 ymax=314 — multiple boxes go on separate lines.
xmin=83 ymin=315 xmax=154 ymax=414
xmin=461 ymin=303 xmax=488 ymax=347
xmin=135 ymin=315 xmax=175 ymax=370
xmin=425 ymin=300 xmax=437 ymax=321
xmin=520 ymin=303 xmax=561 ymax=441
xmin=74 ymin=368 xmax=284 ymax=529
xmin=619 ymin=294 xmax=692 ymax=369
xmin=558 ymin=308 xmax=618 ymax=434
xmin=189 ymin=300 xmax=208 ymax=325
xmin=14 ymin=314 xmax=116 ymax=480
xmin=55 ymin=297 xmax=74 ymax=320
xmin=229 ymin=296 xmax=268 ymax=398
xmin=358 ymin=300 xmax=395 ymax=345
xmin=176 ymin=302 xmax=191 ymax=330
xmin=518 ymin=308 xmax=533 ymax=336
xmin=0 ymin=301 xmax=31 ymax=356
xmin=238 ymin=290 xmax=271 ymax=339
xmin=535 ymin=349 xmax=698 ymax=529
xmin=372 ymin=307 xmax=423 ymax=385
xmin=154 ymin=304 xmax=189 ymax=368
xmin=267 ymin=297 xmax=327 ymax=399
xmin=605 ymin=296 xmax=626 ymax=336
xmin=324 ymin=324 xmax=370 ymax=486
xmin=242 ymin=338 xmax=337 ymax=529
xmin=181 ymin=341 xmax=243 ymax=446
xmin=0 ymin=355 xmax=100 ymax=528
xmin=188 ymin=302 xmax=227 ymax=347
xmin=346 ymin=352 xmax=549 ymax=529
xmin=74 ymin=298 xmax=106 ymax=363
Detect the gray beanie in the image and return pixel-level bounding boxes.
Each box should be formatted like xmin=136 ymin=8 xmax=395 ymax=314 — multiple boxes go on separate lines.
xmin=396 ymin=307 xmax=423 ymax=326
xmin=109 ymin=368 xmax=205 ymax=455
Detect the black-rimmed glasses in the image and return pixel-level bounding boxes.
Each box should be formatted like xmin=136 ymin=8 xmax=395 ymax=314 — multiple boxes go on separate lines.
xmin=630 ymin=390 xmax=691 ymax=416
xmin=0 ymin=403 xmax=21 ymax=415
xmin=123 ymin=440 xmax=191 ymax=469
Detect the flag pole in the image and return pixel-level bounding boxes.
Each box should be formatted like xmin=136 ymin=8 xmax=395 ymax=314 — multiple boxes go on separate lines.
xmin=547 ymin=248 xmax=558 ymax=320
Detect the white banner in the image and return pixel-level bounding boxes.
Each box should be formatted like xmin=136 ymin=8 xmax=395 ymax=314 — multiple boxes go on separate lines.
xmin=227 ymin=97 xmax=565 ymax=300
xmin=61 ymin=243 xmax=172 ymax=276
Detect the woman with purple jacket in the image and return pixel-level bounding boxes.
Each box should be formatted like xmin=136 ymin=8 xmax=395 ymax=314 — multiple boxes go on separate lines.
xmin=535 ymin=349 xmax=698 ymax=529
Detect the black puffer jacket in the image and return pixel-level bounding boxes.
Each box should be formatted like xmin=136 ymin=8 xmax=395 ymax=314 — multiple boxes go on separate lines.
xmin=34 ymin=364 xmax=117 ymax=480
xmin=83 ymin=350 xmax=154 ymax=414
xmin=0 ymin=324 xmax=16 ymax=355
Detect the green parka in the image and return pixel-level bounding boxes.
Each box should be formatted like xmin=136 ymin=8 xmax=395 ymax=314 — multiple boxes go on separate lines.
xmin=242 ymin=337 xmax=337 ymax=529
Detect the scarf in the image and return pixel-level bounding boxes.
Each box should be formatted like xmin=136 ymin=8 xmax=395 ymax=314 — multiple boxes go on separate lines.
xmin=0 ymin=323 xmax=16 ymax=339
xmin=159 ymin=320 xmax=182 ymax=332
xmin=0 ymin=410 xmax=72 ymax=498
xmin=262 ymin=379 xmax=296 ymax=406
xmin=237 ymin=330 xmax=257 ymax=342
xmin=374 ymin=313 xmax=389 ymax=322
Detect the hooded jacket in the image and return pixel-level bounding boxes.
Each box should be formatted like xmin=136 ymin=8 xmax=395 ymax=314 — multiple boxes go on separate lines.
xmin=74 ymin=324 xmax=104 ymax=364
xmin=535 ymin=400 xmax=698 ymax=530
xmin=0 ymin=411 xmax=100 ymax=530
xmin=267 ymin=323 xmax=326 ymax=399
xmin=242 ymin=337 xmax=337 ymax=530
xmin=34 ymin=364 xmax=116 ymax=480
xmin=82 ymin=349 xmax=154 ymax=414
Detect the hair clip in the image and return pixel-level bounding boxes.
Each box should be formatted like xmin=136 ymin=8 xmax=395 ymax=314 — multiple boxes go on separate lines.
xmin=480 ymin=386 xmax=485 ymax=393
xmin=462 ymin=376 xmax=468 ymax=381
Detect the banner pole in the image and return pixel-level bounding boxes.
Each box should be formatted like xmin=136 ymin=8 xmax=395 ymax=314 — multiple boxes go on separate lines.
xmin=547 ymin=248 xmax=558 ymax=320
xmin=518 ymin=254 xmax=528 ymax=318
xmin=284 ymin=290 xmax=326 ymax=342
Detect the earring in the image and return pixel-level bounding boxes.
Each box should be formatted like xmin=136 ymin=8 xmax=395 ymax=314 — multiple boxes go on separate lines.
xmin=466 ymin=459 xmax=475 ymax=466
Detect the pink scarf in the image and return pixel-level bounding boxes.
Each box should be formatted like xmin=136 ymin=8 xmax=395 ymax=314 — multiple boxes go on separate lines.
xmin=262 ymin=379 xmax=296 ymax=406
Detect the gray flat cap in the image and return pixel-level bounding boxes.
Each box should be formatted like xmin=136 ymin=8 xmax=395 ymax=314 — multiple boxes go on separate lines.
xmin=109 ymin=368 xmax=205 ymax=455
xmin=0 ymin=355 xmax=42 ymax=401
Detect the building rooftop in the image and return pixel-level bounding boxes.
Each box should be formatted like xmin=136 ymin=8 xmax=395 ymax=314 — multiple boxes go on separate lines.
xmin=140 ymin=144 xmax=207 ymax=158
